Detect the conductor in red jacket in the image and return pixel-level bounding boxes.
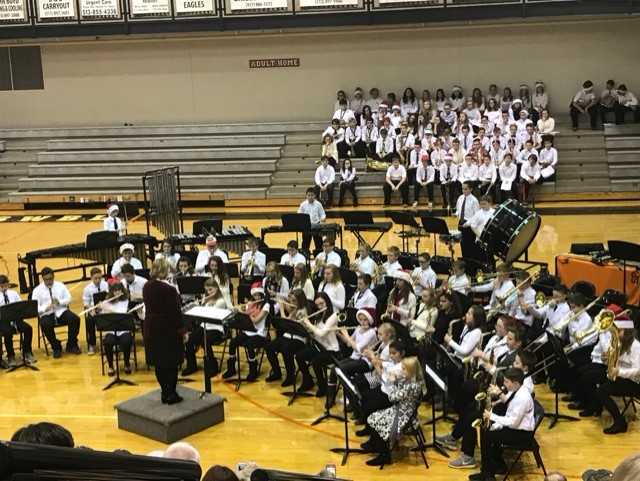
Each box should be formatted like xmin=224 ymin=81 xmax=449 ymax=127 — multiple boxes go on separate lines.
xmin=143 ymin=258 xmax=185 ymax=404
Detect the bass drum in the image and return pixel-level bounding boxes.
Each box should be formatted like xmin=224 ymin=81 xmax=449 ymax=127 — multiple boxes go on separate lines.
xmin=480 ymin=199 xmax=541 ymax=263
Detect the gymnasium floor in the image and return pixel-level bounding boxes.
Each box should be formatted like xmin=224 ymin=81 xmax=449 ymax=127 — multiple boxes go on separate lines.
xmin=1 ymin=211 xmax=640 ymax=481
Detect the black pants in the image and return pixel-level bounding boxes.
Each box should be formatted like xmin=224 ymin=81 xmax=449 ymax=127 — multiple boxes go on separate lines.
xmin=570 ymin=104 xmax=598 ymax=129
xmin=596 ymin=377 xmax=640 ymax=425
xmin=103 ymin=332 xmax=133 ymax=368
xmin=155 ymin=364 xmax=178 ymax=399
xmin=314 ymin=184 xmax=335 ymax=208
xmin=573 ymin=362 xmax=607 ymax=411
xmin=85 ymin=314 xmax=97 ymax=347
xmin=460 ymin=225 xmax=479 ymax=262
xmin=498 ymin=186 xmax=514 ymax=204
xmin=600 ymin=105 xmax=616 ymax=124
xmin=266 ymin=336 xmax=306 ymax=379
xmin=228 ymin=331 xmax=267 ymax=363
xmin=185 ymin=328 xmax=225 ymax=369
xmin=439 ymin=183 xmax=457 ymax=208
xmin=414 ymin=182 xmax=434 ymax=203
xmin=347 ymin=141 xmax=366 ymax=158
xmin=295 ymin=346 xmax=337 ymax=391
xmin=361 ymin=386 xmax=393 ymax=419
xmin=482 ymin=428 xmax=534 ymax=475
xmin=339 ymin=181 xmax=358 ymax=206
xmin=383 ymin=180 xmax=409 ymax=205
xmin=1 ymin=319 xmax=33 ymax=358
xmin=459 ymin=405 xmax=482 ymax=457
xmin=302 ymin=232 xmax=323 ymax=252
xmin=614 ymin=103 xmax=640 ymax=124
xmin=40 ymin=310 xmax=80 ymax=352
xmin=554 ymin=344 xmax=593 ymax=392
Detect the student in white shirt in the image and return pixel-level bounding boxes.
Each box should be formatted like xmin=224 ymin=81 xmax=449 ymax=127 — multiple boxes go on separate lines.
xmin=444 ymin=304 xmax=484 ymax=371
xmin=478 ymin=155 xmax=497 ymax=200
xmin=291 ymin=263 xmax=315 ymax=301
xmin=0 ymin=275 xmax=36 ymax=367
xmin=321 ymin=133 xmax=339 ymax=168
xmin=456 ymin=181 xmax=480 ymax=259
xmin=351 ymin=245 xmax=377 ymax=279
xmin=103 ymin=204 xmax=125 ymax=235
xmin=349 ymin=274 xmax=378 ymax=310
xmin=498 ymin=154 xmax=517 ymax=202
xmin=195 ymin=235 xmax=229 ymax=274
xmin=338 ymin=158 xmax=358 ymax=207
xmin=361 ymin=117 xmax=379 ymax=157
xmin=240 ymin=237 xmax=267 ymax=280
xmin=464 ymin=195 xmax=494 ymax=239
xmin=519 ymin=154 xmax=541 ymax=204
xmin=570 ymin=80 xmax=599 ymax=131
xmin=313 ymin=237 xmax=342 ymax=281
xmin=536 ymin=108 xmax=556 ymax=136
xmin=413 ymin=152 xmax=435 ymax=208
xmin=223 ymin=284 xmax=270 ymax=382
xmin=332 ymin=99 xmax=355 ymax=124
xmin=32 ymin=267 xmax=81 ymax=357
xmin=111 ymin=243 xmax=144 ymax=279
xmin=280 ymin=240 xmax=306 ymax=267
xmin=366 ymin=87 xmax=381 ymax=114
xmin=333 ymin=90 xmax=349 ymax=112
xmin=335 ymin=308 xmax=378 ymax=382
xmin=400 ymin=87 xmax=419 ymax=119
xmin=82 ymin=267 xmax=109 ymax=355
xmin=384 ymin=271 xmax=417 ymax=327
xmin=538 ymin=136 xmax=558 ymax=181
xmin=298 ymin=188 xmax=326 ymax=252
xmin=154 ymin=240 xmax=180 ymax=273
xmin=389 ymin=104 xmax=403 ymax=130
xmin=375 ymin=128 xmax=394 ymax=163
xmin=342 ymin=117 xmax=365 ymax=159
xmin=317 ymin=265 xmax=346 ymax=312
xmin=100 ymin=282 xmax=134 ymax=376
xmin=120 ymin=264 xmax=147 ymax=322
xmin=350 ymin=87 xmax=365 ymax=123
xmin=314 ymin=156 xmax=336 ymax=208
xmin=446 ymin=260 xmax=470 ymax=296
xmin=395 ymin=122 xmax=415 ymax=165
xmin=531 ymin=81 xmax=548 ymax=124
xmin=410 ymin=253 xmax=437 ymax=297
xmin=383 ymin=156 xmax=409 ymax=206
xmin=439 ymin=154 xmax=458 ymax=210
xmin=614 ymin=83 xmax=640 ymax=124
xmin=458 ymin=154 xmax=479 ymax=189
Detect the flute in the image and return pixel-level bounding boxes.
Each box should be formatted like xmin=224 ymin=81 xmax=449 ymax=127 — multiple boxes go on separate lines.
xmin=79 ymin=295 xmax=121 ymax=316
xmin=127 ymin=303 xmax=145 ymax=314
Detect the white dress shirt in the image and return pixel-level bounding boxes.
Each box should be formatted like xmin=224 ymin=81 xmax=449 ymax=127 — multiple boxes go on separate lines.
xmin=510 ymin=287 xmax=536 ymax=327
xmin=82 ymin=279 xmax=109 ymax=307
xmin=298 ymin=199 xmax=326 ymax=225
xmin=101 ymin=299 xmax=131 ymax=336
xmin=315 ymin=165 xmax=336 ymax=187
xmin=241 ymin=250 xmax=267 ymax=277
xmin=499 ymin=163 xmax=517 ymax=190
xmin=361 ymin=125 xmax=379 ymax=143
xmin=340 ymin=167 xmax=357 ymax=183
xmin=32 ymin=281 xmax=71 ymax=317
xmin=110 ymin=256 xmax=143 ymax=278
xmin=386 ymin=165 xmax=407 ymax=183
xmin=154 ymin=252 xmax=181 ymax=270
xmin=458 ymin=162 xmax=479 ymax=183
xmin=316 ymin=250 xmax=342 ymax=269
xmin=411 ymin=266 xmax=437 ymax=296
xmin=318 ymin=281 xmax=346 ymax=311
xmin=464 ymin=207 xmax=494 ymax=238
xmin=478 ymin=163 xmax=497 ymax=184
xmin=416 ymin=163 xmax=435 ymax=185
xmin=456 ymin=193 xmax=480 ymax=223
xmin=123 ymin=275 xmax=147 ymax=301
xmin=490 ymin=385 xmax=535 ymax=432
xmin=538 ymin=147 xmax=558 ymax=178
xmin=353 ymin=255 xmax=376 ymax=277
xmin=245 ymin=303 xmax=270 ymax=338
xmin=103 ymin=216 xmax=125 ymax=234
xmin=349 ymin=327 xmax=378 ymax=360
xmin=344 ymin=126 xmax=361 ymax=146
xmin=383 ymin=260 xmax=402 ymax=278
xmin=617 ymin=339 xmax=640 ymax=384
xmin=474 ymin=279 xmax=515 ymax=312
xmin=332 ymin=108 xmax=355 ymax=122
xmin=292 ymin=278 xmax=315 ymax=301
xmin=448 ymin=326 xmax=482 ymax=359
xmin=309 ymin=314 xmax=340 ymax=352
xmin=448 ymin=273 xmax=470 ymax=295
xmin=195 ymin=248 xmax=229 ymax=274
xmin=0 ymin=289 xmax=21 ymax=307
xmin=376 ymin=136 xmax=395 ymax=157
xmin=568 ymin=311 xmax=596 ymax=349
xmin=350 ymin=288 xmax=377 ymax=309
xmin=590 ymin=331 xmax=612 ymax=365
xmin=520 ymin=162 xmax=541 ymax=183
xmin=280 ymin=252 xmax=306 ymax=267
xmin=395 ymin=133 xmax=415 ymax=153
xmin=439 ymin=163 xmax=458 ymax=183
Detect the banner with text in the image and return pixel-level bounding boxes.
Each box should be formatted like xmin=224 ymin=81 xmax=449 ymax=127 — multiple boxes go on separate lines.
xmin=298 ymin=0 xmax=357 ymax=7
xmin=229 ymin=0 xmax=287 ymax=11
xmin=129 ymin=0 xmax=170 ymax=16
xmin=0 ymin=0 xmax=27 ymax=21
xmin=37 ymin=0 xmax=76 ymax=19
xmin=174 ymin=0 xmax=214 ymax=14
xmin=80 ymin=0 xmax=120 ymax=18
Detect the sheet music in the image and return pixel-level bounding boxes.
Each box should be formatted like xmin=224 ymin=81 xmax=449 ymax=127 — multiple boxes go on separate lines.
xmin=501 ymin=179 xmax=512 ymax=190
xmin=424 ymin=364 xmax=446 ymax=392
xmin=541 ymin=166 xmax=555 ymax=178
xmin=334 ymin=367 xmax=361 ymax=400
xmin=185 ymin=305 xmax=232 ymax=321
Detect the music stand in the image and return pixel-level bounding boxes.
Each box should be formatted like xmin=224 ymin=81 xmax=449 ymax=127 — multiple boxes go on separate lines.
xmin=0 ymin=300 xmax=39 ymax=372
xmin=329 ymin=367 xmax=369 ymax=465
xmin=428 ymin=343 xmax=459 ymax=425
xmin=193 ymin=219 xmax=223 ymax=237
xmin=176 ymin=276 xmax=208 ymax=297
xmin=94 ymin=313 xmax=137 ymax=391
xmin=271 ymin=317 xmax=314 ymax=405
xmin=226 ymin=312 xmax=258 ymax=391
xmin=545 ymin=334 xmax=579 ymax=429
xmin=85 ymin=230 xmax=118 ymax=250
xmin=311 ymin=343 xmax=346 ymax=426
xmin=343 ymin=212 xmax=386 ymax=250
xmin=423 ymin=363 xmax=450 ymax=458
xmin=389 ymin=211 xmax=423 ymax=253
xmin=608 ymin=240 xmax=640 ymax=298
xmin=420 ymin=216 xmax=450 ymax=258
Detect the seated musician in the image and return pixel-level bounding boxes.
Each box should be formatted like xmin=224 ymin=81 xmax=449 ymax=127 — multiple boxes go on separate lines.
xmin=262 ymin=262 xmax=290 ymax=309
xmin=313 ymin=237 xmax=341 ymax=280
xmin=409 ymin=287 xmax=438 ymax=344
xmin=510 ymin=271 xmax=537 ymax=337
xmin=175 ymin=256 xmax=194 ymax=278
xmin=31 ymin=267 xmax=81 ymax=358
xmin=358 ymin=322 xmax=397 ymax=393
xmin=295 ymin=292 xmax=341 ymax=397
xmin=120 ymin=264 xmax=147 ymax=322
xmin=383 ymin=271 xmax=417 ymax=327
xmin=110 ymin=243 xmax=143 ymax=279
xmin=447 ymin=259 xmax=471 ymax=296
xmin=468 ymin=368 xmax=536 ymax=481
xmin=411 ymin=252 xmax=437 ymax=297
xmin=103 ymin=204 xmax=125 ymax=235
xmin=182 ymin=279 xmax=230 ymax=377
xmin=291 ymin=263 xmax=315 ymax=301
xmin=238 ymin=237 xmax=267 ymax=303
xmin=206 ymin=256 xmax=232 ymax=307
xmin=317 ymin=265 xmax=346 ymax=313
xmin=595 ymin=317 xmax=640 ymax=434
xmin=526 ymin=283 xmax=571 ymax=347
xmin=0 ymin=275 xmax=36 ymax=368
xmin=99 ymin=282 xmax=133 ymax=376
xmin=195 ymin=235 xmax=229 ymax=274
xmin=513 ymin=349 xmax=536 ymax=395
xmin=314 ymin=156 xmax=336 ymax=208
xmin=349 ymin=274 xmax=377 ymax=310
xmin=154 ymin=240 xmax=180 ymax=272
xmin=463 ymin=195 xmax=494 ymax=241
xmin=372 ymin=245 xmax=402 ymax=300
xmin=469 ymin=314 xmax=513 ymax=375
xmin=351 ymin=244 xmax=376 ymax=278
xmin=383 ymin=155 xmax=409 ymax=207
xmin=280 ymin=240 xmax=306 ymax=267
xmin=432 ymin=291 xmax=461 ymax=346
xmin=82 ymin=267 xmax=109 ymax=355
xmin=470 ymin=263 xmax=515 ymax=317
xmin=223 ymin=283 xmax=270 ymax=382
xmin=265 ymin=289 xmax=309 ymax=386
xmin=298 ymin=188 xmax=326 ymax=252
xmin=362 ymin=357 xmax=425 ymax=467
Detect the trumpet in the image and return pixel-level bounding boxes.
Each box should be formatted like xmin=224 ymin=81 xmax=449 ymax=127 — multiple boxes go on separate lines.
xmin=79 ymin=294 xmax=121 ymax=316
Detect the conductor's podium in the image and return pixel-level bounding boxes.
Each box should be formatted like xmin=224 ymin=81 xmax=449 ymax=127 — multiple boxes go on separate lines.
xmin=115 ymin=387 xmax=225 ymax=443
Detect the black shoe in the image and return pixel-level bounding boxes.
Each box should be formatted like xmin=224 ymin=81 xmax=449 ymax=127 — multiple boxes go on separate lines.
xmin=561 ymin=394 xmax=574 ymax=402
xmin=266 ymin=371 xmax=282 ymax=383
xmin=360 ymin=440 xmax=375 ymax=452
xmin=246 ymin=362 xmax=259 ymax=382
xmin=567 ymin=402 xmax=583 ymax=411
xmin=181 ymin=365 xmax=198 ymax=377
xmin=0 ymin=359 xmax=7 ymax=369
xmin=281 ymin=377 xmax=295 ymax=387
xmin=315 ymin=387 xmax=327 ymax=398
xmin=603 ymin=421 xmax=627 ymax=434
xmin=222 ymin=359 xmax=237 ymax=379
xmin=204 ymin=358 xmax=219 ymax=378
xmin=365 ymin=452 xmax=390 ymax=466
xmin=579 ymin=409 xmax=600 ymax=418
xmin=161 ymin=393 xmax=169 ymax=404
xmin=124 ymin=365 xmax=132 ymax=375
xmin=107 ymin=367 xmax=116 ymax=377
xmin=66 ymin=345 xmax=81 ymax=355
xmin=299 ymin=378 xmax=315 ymax=392
xmin=356 ymin=426 xmax=371 ymax=437
xmin=468 ymin=473 xmax=484 ymax=481
xmin=53 ymin=350 xmax=62 ymax=359
xmin=166 ymin=393 xmax=184 ymax=405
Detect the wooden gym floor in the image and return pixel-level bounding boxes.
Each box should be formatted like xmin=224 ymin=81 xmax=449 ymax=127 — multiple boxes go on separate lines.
xmin=1 ymin=212 xmax=639 ymax=481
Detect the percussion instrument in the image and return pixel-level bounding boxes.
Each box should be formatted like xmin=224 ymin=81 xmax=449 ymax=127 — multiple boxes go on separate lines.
xmin=479 ymin=199 xmax=541 ymax=263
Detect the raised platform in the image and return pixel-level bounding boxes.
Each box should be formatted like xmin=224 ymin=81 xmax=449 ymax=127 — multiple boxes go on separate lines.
xmin=115 ymin=387 xmax=225 ymax=444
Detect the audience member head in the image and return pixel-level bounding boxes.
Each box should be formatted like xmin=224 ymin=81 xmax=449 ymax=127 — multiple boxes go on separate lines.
xmin=11 ymin=422 xmax=74 ymax=447
xmin=163 ymin=441 xmax=200 ymax=463
xmin=612 ymin=452 xmax=640 ymax=481
xmin=149 ymin=258 xmax=169 ymax=280
xmin=202 ymin=465 xmax=240 ymax=481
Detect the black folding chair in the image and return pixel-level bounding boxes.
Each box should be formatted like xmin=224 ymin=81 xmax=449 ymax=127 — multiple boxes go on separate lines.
xmin=380 ymin=398 xmax=428 ymax=470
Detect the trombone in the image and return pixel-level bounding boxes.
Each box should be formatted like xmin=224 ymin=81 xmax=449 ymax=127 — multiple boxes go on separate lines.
xmin=575 ymin=308 xmax=627 ymax=344
xmin=551 ymin=295 xmax=603 ymax=337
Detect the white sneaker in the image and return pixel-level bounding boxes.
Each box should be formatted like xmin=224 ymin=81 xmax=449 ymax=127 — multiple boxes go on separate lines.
xmin=412 ymin=201 xmax=418 ymax=207
xmin=448 ymin=454 xmax=477 ymax=469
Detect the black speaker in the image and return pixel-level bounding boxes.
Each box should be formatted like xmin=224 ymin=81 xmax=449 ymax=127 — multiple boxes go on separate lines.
xmin=570 ymin=243 xmax=604 ymax=255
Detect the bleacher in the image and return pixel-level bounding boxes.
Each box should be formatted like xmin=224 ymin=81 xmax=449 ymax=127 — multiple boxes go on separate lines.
xmin=0 ymin=118 xmax=638 ymax=205
xmin=605 ymin=124 xmax=640 ymax=192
